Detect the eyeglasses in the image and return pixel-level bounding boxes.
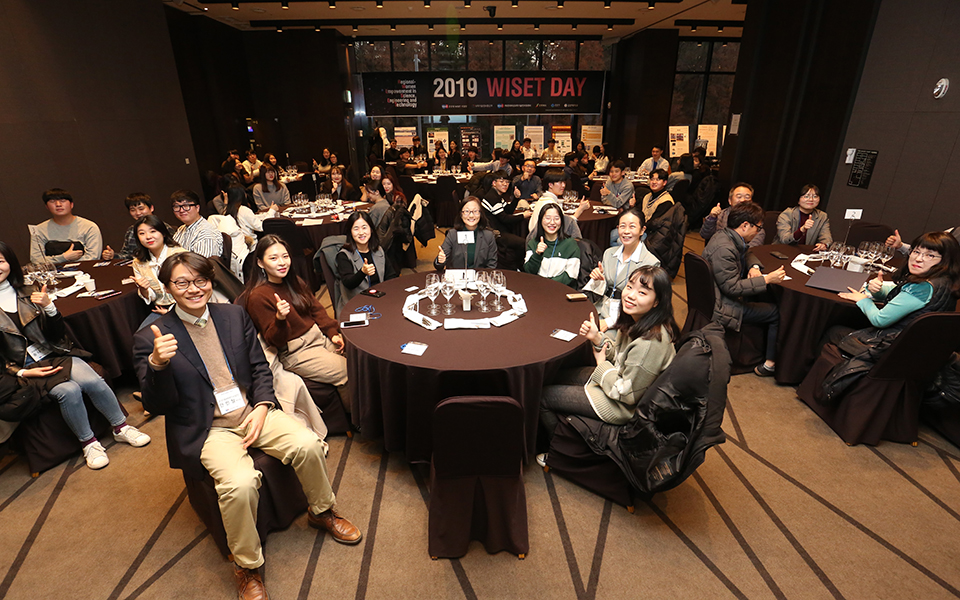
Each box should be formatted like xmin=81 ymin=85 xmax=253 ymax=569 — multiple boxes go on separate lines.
xmin=910 ymin=249 xmax=941 ymax=261
xmin=172 ymin=203 xmax=198 ymax=212
xmin=801 ymin=193 xmax=820 ymax=199
xmin=462 ymin=210 xmax=481 ymax=216
xmin=169 ymin=277 xmax=210 ymax=290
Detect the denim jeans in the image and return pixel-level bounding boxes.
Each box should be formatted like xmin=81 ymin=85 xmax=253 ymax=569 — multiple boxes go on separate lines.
xmin=48 ymin=358 xmax=126 ymax=443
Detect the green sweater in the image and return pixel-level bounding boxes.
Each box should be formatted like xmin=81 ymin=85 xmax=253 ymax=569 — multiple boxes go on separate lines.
xmin=585 ymin=328 xmax=676 ymax=424
xmin=523 ymin=236 xmax=581 ymax=287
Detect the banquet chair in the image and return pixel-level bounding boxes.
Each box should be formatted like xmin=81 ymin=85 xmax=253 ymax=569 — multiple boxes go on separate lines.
xmin=13 ymin=362 xmax=122 ymax=476
xmin=262 ymin=218 xmax=319 ymax=291
xmin=845 ymin=222 xmax=894 ymax=248
xmin=431 ymin=176 xmax=460 ymax=228
xmin=398 ymin=175 xmax=418 ymax=205
xmin=682 ymin=252 xmax=765 ymax=373
xmin=762 ymin=211 xmax=781 ymax=244
xmin=302 ymin=378 xmax=351 ymax=436
xmin=184 ymin=448 xmax=308 ymax=560
xmin=220 ymin=232 xmax=233 ymax=271
xmin=313 ymin=235 xmax=347 ymax=318
xmin=796 ymin=312 xmax=960 ymax=446
xmin=429 ymin=396 xmax=528 ymax=559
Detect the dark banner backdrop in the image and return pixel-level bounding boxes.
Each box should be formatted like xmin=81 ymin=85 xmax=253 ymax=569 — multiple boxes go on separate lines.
xmin=362 ymin=71 xmax=606 ymax=116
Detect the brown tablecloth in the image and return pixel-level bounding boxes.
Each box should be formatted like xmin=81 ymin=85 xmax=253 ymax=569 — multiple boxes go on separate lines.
xmin=516 ymin=200 xmax=618 ymax=251
xmin=751 ymin=245 xmax=870 ymax=385
xmin=341 ymin=271 xmax=594 ymax=463
xmin=55 ymin=261 xmax=151 ymax=379
xmin=276 ymin=204 xmax=373 ymax=249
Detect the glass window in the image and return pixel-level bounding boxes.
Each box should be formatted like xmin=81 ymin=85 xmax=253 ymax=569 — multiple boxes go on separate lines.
xmin=702 ymin=74 xmax=735 ymax=125
xmin=355 ymin=41 xmax=391 ymax=72
xmin=505 ymin=40 xmax=540 ymax=70
xmin=578 ymin=40 xmax=611 ymax=71
xmin=710 ymin=42 xmax=740 ymax=72
xmin=676 ymin=41 xmax=708 ymax=72
xmin=542 ymin=40 xmax=576 ymax=70
xmin=669 ymin=74 xmax=703 ymax=126
xmin=392 ymin=41 xmax=429 ymax=72
xmin=431 ymin=41 xmax=466 ymax=71
xmin=468 ymin=40 xmax=503 ymax=70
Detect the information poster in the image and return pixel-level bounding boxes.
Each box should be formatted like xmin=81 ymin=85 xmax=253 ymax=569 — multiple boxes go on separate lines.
xmin=552 ymin=126 xmax=572 ymax=154
xmin=847 ymin=149 xmax=879 ymax=189
xmin=460 ymin=126 xmax=481 ymax=151
xmin=494 ymin=125 xmax=516 ymax=150
xmin=697 ymin=125 xmax=719 ymax=157
xmin=395 ymin=126 xmax=417 ymax=148
xmin=668 ymin=125 xmax=690 ymax=158
xmin=426 ymin=128 xmax=449 ymax=152
xmin=523 ymin=126 xmax=544 ymax=154
xmin=362 ymin=71 xmax=606 ymax=116
xmin=580 ymin=125 xmax=603 ymax=153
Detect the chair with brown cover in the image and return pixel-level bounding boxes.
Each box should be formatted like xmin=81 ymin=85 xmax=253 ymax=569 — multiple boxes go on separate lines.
xmin=762 ymin=211 xmax=781 ymax=245
xmin=681 ymin=252 xmax=765 ymax=373
xmin=183 ymin=447 xmax=308 ymax=559
xmin=845 ymin=221 xmax=895 ymax=248
xmin=429 ymin=396 xmax=528 ymax=559
xmin=796 ymin=312 xmax=960 ymax=445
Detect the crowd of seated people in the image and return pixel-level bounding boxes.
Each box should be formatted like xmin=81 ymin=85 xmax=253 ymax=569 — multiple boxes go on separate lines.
xmin=10 ymin=136 xmax=960 ymax=600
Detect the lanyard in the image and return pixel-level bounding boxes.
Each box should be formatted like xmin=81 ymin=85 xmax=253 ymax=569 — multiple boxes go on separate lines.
xmin=548 ymin=238 xmax=560 ymax=259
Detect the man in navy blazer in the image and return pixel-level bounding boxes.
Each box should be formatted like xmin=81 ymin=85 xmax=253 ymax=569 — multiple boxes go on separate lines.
xmin=133 ymin=252 xmax=361 ymax=600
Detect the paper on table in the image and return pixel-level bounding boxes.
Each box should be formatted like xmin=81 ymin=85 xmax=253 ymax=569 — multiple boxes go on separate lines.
xmin=300 ymin=218 xmax=327 ymax=226
xmin=550 ymin=329 xmax=577 ymax=342
xmin=55 ymin=282 xmax=85 ymax=298
xmin=443 ymin=318 xmax=491 ymax=329
xmin=404 ymin=286 xmax=420 ymax=292
xmin=401 ymin=342 xmax=428 ymax=356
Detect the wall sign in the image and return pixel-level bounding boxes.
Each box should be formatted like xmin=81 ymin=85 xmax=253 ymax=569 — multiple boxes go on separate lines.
xmin=847 ymin=150 xmax=878 ymax=189
xmin=362 ymin=71 xmax=606 ymax=116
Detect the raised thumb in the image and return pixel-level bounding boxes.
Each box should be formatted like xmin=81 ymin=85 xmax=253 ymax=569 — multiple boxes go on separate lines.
xmin=274 ymin=293 xmax=283 ymax=303
xmin=364 ymin=259 xmax=370 ymax=265
xmin=150 ymin=324 xmax=163 ymax=339
xmin=40 ymin=284 xmax=48 ymax=294
xmin=67 ymin=243 xmax=75 ymax=251
xmin=540 ymin=237 xmax=544 ymax=243
xmin=589 ymin=312 xmax=596 ymax=324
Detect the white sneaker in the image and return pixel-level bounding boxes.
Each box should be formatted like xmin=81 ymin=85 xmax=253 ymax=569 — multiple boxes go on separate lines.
xmin=83 ymin=441 xmax=109 ymax=470
xmin=536 ymin=453 xmax=548 ymax=468
xmin=114 ymin=425 xmax=151 ymax=447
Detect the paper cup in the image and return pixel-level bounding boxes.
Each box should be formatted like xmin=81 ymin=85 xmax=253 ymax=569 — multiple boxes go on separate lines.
xmin=84 ymin=280 xmax=96 ymax=292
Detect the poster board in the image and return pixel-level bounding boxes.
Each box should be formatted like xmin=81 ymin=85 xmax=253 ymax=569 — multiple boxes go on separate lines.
xmin=523 ymin=126 xmax=544 ymax=154
xmin=460 ymin=126 xmax=481 ymax=152
xmin=426 ymin=128 xmax=449 ymax=153
xmin=494 ymin=125 xmax=516 ymax=150
xmin=580 ymin=125 xmax=603 ymax=153
xmin=697 ymin=125 xmax=719 ymax=157
xmin=394 ymin=126 xmax=417 ymax=148
xmin=668 ymin=125 xmax=690 ymax=158
xmin=552 ymin=126 xmax=572 ymax=154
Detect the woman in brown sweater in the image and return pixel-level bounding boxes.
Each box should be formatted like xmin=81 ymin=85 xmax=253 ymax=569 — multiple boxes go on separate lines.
xmin=242 ymin=235 xmax=349 ymax=406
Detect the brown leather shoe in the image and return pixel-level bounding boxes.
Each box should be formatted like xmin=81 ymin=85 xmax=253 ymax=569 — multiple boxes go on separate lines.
xmin=234 ymin=564 xmax=269 ymax=600
xmin=308 ymin=507 xmax=363 ymax=544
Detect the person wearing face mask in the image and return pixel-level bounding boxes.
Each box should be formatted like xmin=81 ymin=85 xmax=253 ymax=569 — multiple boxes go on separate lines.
xmin=537 ymin=266 xmax=678 ymax=462
xmin=698 ymin=183 xmax=765 ymax=248
xmin=775 ymin=184 xmax=833 ymax=251
xmin=523 ymin=203 xmax=581 ymax=287
xmin=587 ymin=208 xmax=660 ymax=330
xmin=434 ymin=197 xmax=498 ymax=271
xmin=322 ymin=166 xmax=360 ymax=203
xmin=243 ymin=235 xmax=349 ymax=405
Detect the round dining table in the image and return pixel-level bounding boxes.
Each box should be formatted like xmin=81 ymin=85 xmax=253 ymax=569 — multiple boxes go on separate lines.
xmin=341 ymin=270 xmax=594 ymax=463
xmin=751 ymin=245 xmax=873 ymax=385
xmin=53 ymin=261 xmax=152 ymax=380
xmin=274 ymin=202 xmax=374 ymax=249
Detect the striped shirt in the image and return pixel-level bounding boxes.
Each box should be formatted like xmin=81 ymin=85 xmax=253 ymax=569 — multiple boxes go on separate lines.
xmin=174 ymin=217 xmax=223 ymax=259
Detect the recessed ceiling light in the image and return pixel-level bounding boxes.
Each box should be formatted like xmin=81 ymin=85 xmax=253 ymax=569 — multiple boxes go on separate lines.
xmin=281 ymin=0 xmax=289 ymax=8
xmin=231 ymin=1 xmax=239 ymax=9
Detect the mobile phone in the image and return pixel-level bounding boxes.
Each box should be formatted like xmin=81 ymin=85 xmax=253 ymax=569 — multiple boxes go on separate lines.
xmin=361 ymin=289 xmax=386 ymax=298
xmin=340 ymin=320 xmax=370 ymax=329
xmin=770 ymin=251 xmax=790 ymax=260
xmin=566 ymin=293 xmax=588 ymax=302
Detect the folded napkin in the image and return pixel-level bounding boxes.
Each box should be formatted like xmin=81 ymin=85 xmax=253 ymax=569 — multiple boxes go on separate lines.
xmin=54 ymin=282 xmax=85 ymax=298
xmin=790 ymin=254 xmax=816 ymax=276
xmin=300 ymin=218 xmax=327 ymax=226
xmin=505 ymin=294 xmax=527 ymax=314
xmin=404 ymin=309 xmax=441 ymax=330
xmin=582 ymin=277 xmax=605 ymax=296
xmin=490 ymin=311 xmax=521 ymax=327
xmin=443 ymin=318 xmax=491 ymax=330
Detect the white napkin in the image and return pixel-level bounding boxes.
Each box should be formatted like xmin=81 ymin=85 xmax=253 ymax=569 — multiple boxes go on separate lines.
xmin=300 ymin=218 xmax=326 ymax=226
xmin=490 ymin=311 xmax=521 ymax=327
xmin=404 ymin=310 xmax=441 ymax=330
xmin=54 ymin=282 xmax=85 ymax=298
xmin=582 ymin=277 xmax=605 ymax=296
xmin=443 ymin=318 xmax=491 ymax=329
xmin=506 ymin=294 xmax=527 ymax=314
xmin=790 ymin=254 xmax=816 ymax=275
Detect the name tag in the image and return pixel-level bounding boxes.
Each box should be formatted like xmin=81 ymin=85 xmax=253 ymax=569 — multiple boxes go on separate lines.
xmin=214 ymin=385 xmax=246 ymax=415
xmin=457 ymin=230 xmax=475 ymax=244
xmin=26 ymin=343 xmax=50 ymax=363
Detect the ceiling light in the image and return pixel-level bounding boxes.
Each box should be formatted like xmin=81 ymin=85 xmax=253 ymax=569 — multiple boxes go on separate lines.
xmin=203 ymin=5 xmax=208 ymax=10
xmin=571 ymin=23 xmax=577 ymax=30
xmin=497 ymin=23 xmax=502 ymax=30
xmin=604 ymin=0 xmax=610 ymax=7
xmin=464 ymin=0 xmax=472 ymax=6
xmin=534 ymin=23 xmax=539 ymax=30
xmin=690 ymin=25 xmax=697 ymax=32
xmin=557 ymin=0 xmax=564 ymax=7
xmin=231 ymin=1 xmax=239 ymax=9
xmin=281 ymin=0 xmax=288 ymax=8
xmin=352 ymin=23 xmax=359 ymax=30
xmin=722 ymin=41 xmax=728 ymax=47
xmin=376 ymin=0 xmax=383 ymax=7
xmin=717 ymin=25 xmax=724 ymax=33
xmin=697 ymin=41 xmax=702 ymax=47
xmin=607 ymin=23 xmax=613 ymax=30
xmin=277 ymin=25 xmax=283 ymax=32
xmin=460 ymin=23 xmax=466 ymax=30
xmin=647 ymin=1 xmax=655 ymax=8
xmin=329 ymin=0 xmax=336 ymax=7
xmin=511 ymin=0 xmax=518 ymax=7
xmin=428 ymin=22 xmax=434 ymax=30
xmin=315 ymin=25 xmax=321 ymax=31
xmin=390 ymin=23 xmax=396 ymax=30
xmin=488 ymin=40 xmax=493 ymax=45
xmin=424 ymin=0 xmax=430 ymax=7
xmin=519 ymin=40 xmax=523 ymax=44
xmin=401 ymin=40 xmax=406 ymax=45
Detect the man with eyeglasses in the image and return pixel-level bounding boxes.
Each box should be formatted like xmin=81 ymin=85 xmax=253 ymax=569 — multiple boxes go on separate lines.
xmin=133 ymin=252 xmax=361 ymax=600
xmin=699 ymin=182 xmax=766 ymax=249
xmin=29 ymin=188 xmax=103 ymax=264
xmin=171 ymin=190 xmax=223 ymax=259
xmin=702 ymin=202 xmax=785 ymax=378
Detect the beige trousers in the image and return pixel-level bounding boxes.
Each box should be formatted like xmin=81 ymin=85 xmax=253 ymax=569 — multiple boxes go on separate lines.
xmin=200 ymin=409 xmax=335 ymax=569
xmin=280 ymin=323 xmax=351 ymax=409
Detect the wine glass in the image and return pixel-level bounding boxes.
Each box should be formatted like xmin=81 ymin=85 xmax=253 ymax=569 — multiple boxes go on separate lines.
xmin=827 ymin=241 xmax=843 ymax=267
xmin=477 ymin=272 xmax=492 ymax=313
xmin=440 ymin=274 xmax=456 ymax=315
xmin=857 ymin=241 xmax=871 ymax=259
xmin=839 ymin=245 xmax=854 ymax=269
xmin=491 ymin=270 xmax=506 ymax=311
xmin=880 ymin=245 xmax=895 ymax=266
xmin=425 ymin=273 xmax=440 ymax=316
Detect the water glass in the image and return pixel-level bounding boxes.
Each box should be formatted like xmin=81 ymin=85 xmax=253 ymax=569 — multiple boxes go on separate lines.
xmin=425 ymin=273 xmax=440 ymax=316
xmin=491 ymin=270 xmax=506 ymax=311
xmin=441 ymin=273 xmax=456 ymax=315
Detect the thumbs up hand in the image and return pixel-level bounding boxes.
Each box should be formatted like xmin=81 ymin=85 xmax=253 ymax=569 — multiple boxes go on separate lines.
xmin=867 ymin=274 xmax=884 ymax=294
xmin=361 ymin=258 xmax=376 ymax=276
xmin=536 ymin=236 xmax=547 ymax=255
xmin=30 ymin=284 xmax=52 ymax=307
xmin=149 ymin=324 xmax=178 ymax=366
xmin=589 ymin=261 xmax=604 ymax=281
xmin=886 ymin=229 xmax=902 ymax=248
xmin=101 ymin=246 xmax=115 ymax=260
xmin=274 ymin=293 xmax=291 ymax=320
xmin=580 ymin=311 xmax=603 ymax=345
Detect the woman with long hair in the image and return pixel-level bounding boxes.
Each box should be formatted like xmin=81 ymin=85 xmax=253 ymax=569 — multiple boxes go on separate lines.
xmin=377 ymin=173 xmax=413 ymax=271
xmin=538 ymin=266 xmax=678 ymax=456
xmin=253 ymin=163 xmax=291 ymax=210
xmin=360 ymin=165 xmax=383 ymax=204
xmin=434 ymin=196 xmax=498 ymax=271
xmin=222 ymin=183 xmax=276 ymax=251
xmin=336 ymin=212 xmax=398 ymax=312
xmin=448 ymin=140 xmax=462 ymax=169
xmin=523 ymin=203 xmax=581 ymax=287
xmin=315 ymin=147 xmax=332 ymax=174
xmin=0 ymin=242 xmax=150 ymax=469
xmin=131 ymin=214 xmax=187 ymax=326
xmin=322 ymin=165 xmax=360 ymax=202
xmin=243 ymin=235 xmax=350 ymax=405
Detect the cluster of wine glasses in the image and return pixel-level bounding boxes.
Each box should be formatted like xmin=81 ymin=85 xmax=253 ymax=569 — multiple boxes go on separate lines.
xmin=314 ymin=193 xmax=339 ymax=210
xmin=279 ymin=164 xmax=298 ymax=178
xmin=824 ymin=242 xmax=855 ymax=269
xmin=432 ymin=164 xmax=461 ymax=175
xmin=857 ymin=241 xmax=895 ymax=269
xmin=23 ymin=262 xmax=59 ymax=295
xmin=424 ymin=271 xmax=507 ymax=317
xmin=292 ymin=192 xmax=311 ymax=207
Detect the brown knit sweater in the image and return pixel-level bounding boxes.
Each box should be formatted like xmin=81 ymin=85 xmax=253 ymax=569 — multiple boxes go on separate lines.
xmin=246 ymin=281 xmax=339 ymax=350
xmin=183 ymin=318 xmax=252 ymax=429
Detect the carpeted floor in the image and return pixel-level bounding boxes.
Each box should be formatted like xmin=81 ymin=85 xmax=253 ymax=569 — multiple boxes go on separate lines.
xmin=0 ymin=232 xmax=958 ymax=600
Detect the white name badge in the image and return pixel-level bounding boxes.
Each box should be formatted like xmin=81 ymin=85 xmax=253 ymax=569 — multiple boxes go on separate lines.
xmin=214 ymin=385 xmax=246 ymax=415
xmin=457 ymin=230 xmax=476 ymax=244
xmin=25 ymin=343 xmax=50 ymax=363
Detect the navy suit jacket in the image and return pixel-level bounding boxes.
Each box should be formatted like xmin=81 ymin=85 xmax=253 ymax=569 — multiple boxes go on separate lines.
xmin=133 ymin=304 xmax=277 ymax=480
